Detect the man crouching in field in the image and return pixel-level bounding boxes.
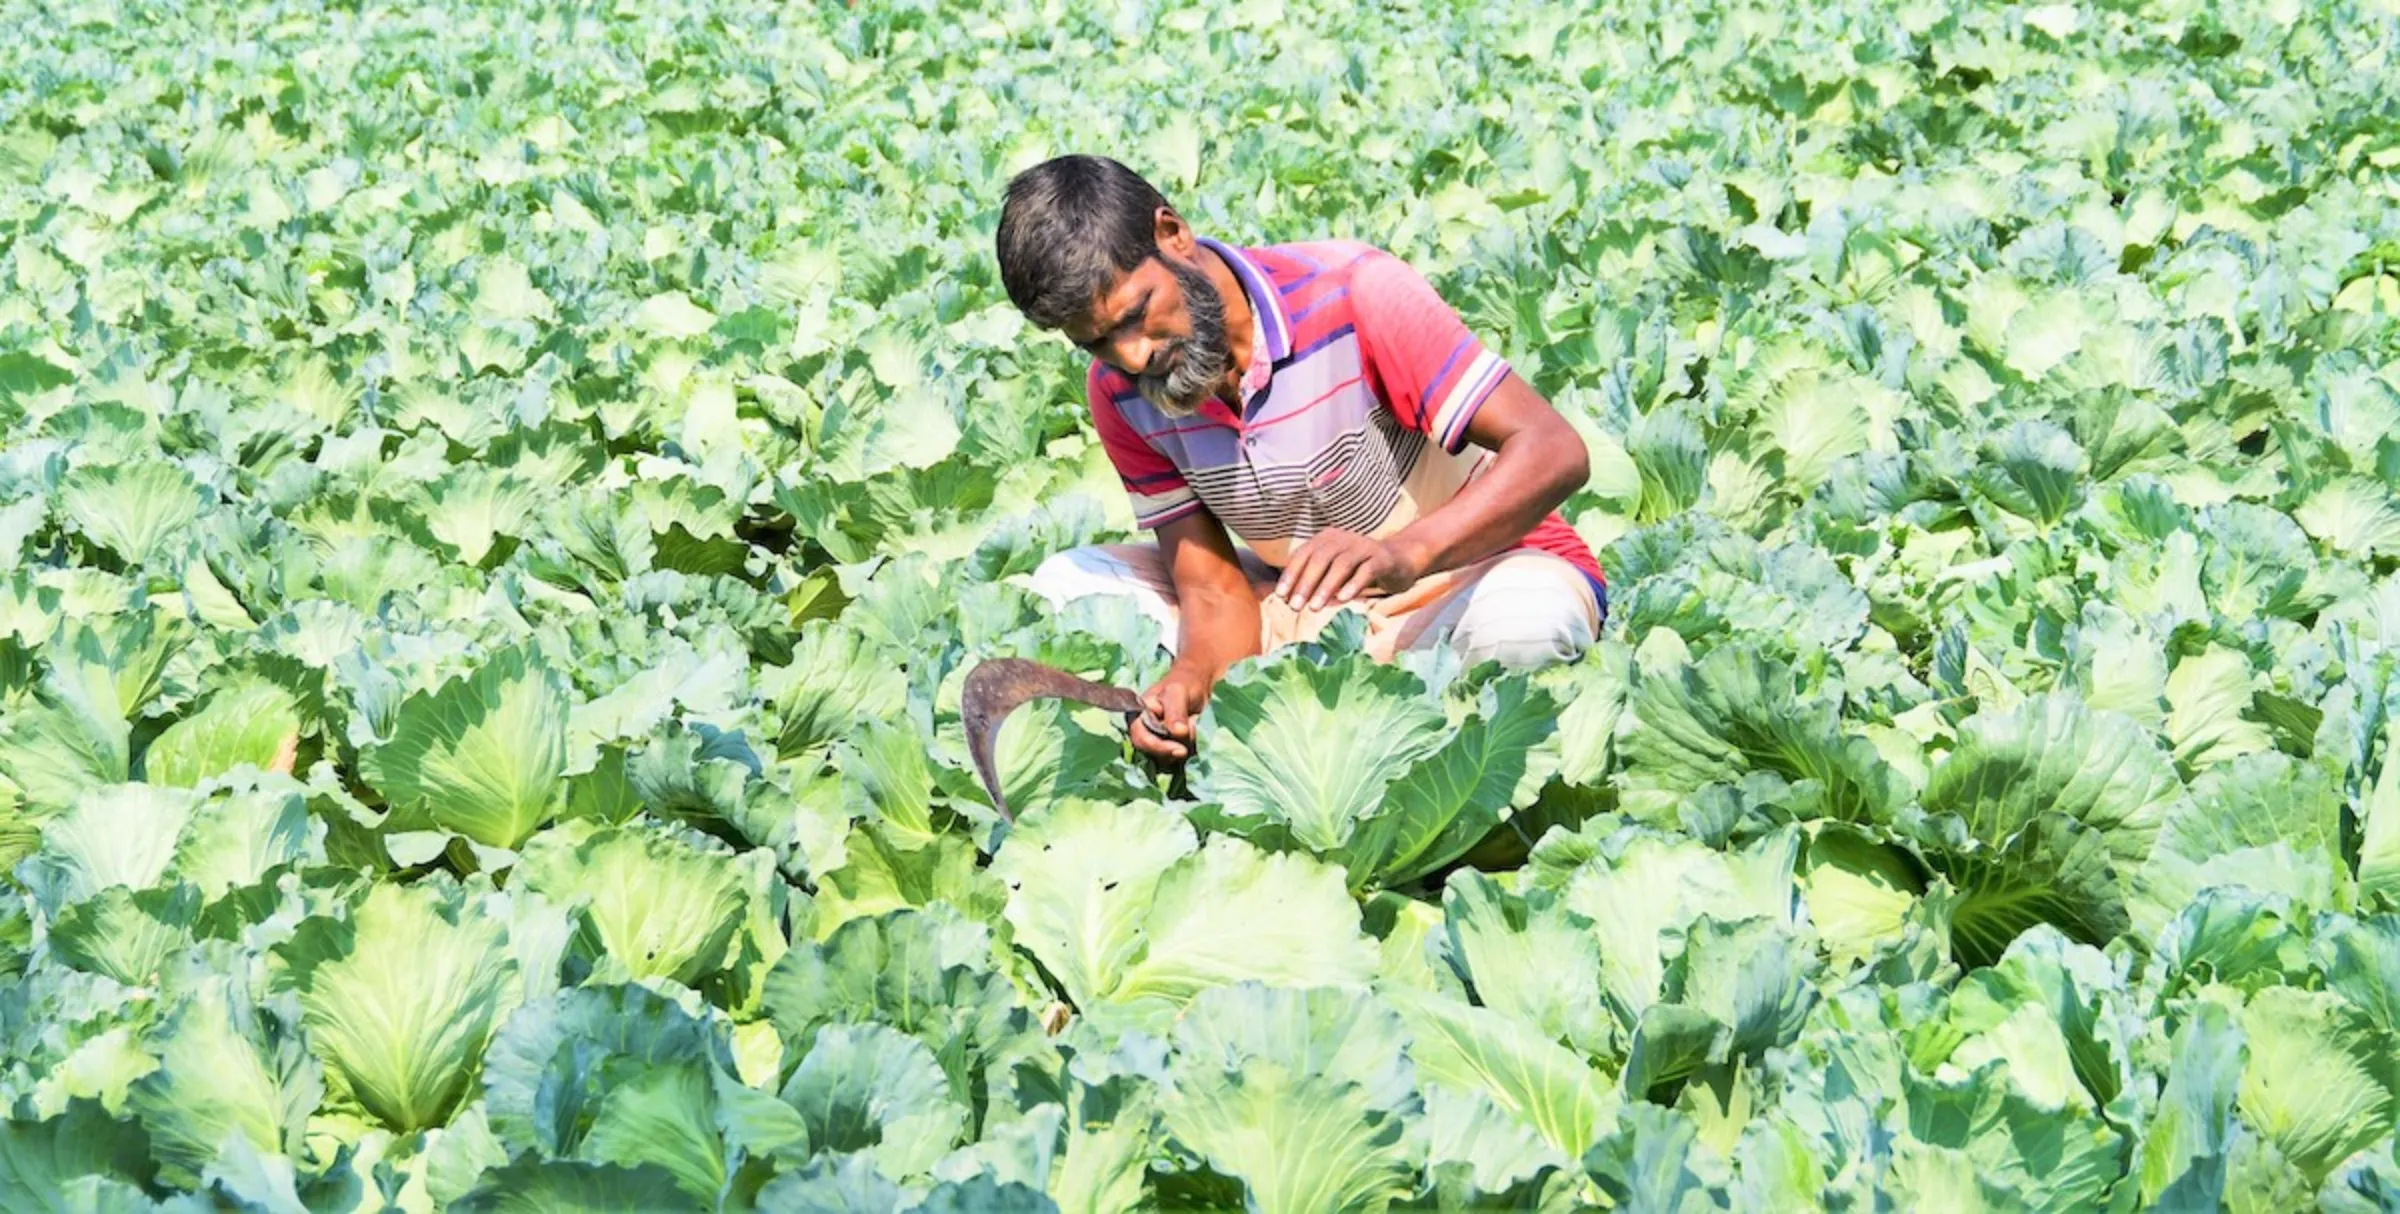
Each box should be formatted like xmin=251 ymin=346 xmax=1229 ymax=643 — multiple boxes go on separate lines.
xmin=995 ymin=154 xmax=1607 ymax=763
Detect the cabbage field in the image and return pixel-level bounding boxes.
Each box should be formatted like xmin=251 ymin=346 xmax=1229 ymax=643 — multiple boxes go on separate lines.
xmin=7 ymin=0 xmax=2400 ymax=1208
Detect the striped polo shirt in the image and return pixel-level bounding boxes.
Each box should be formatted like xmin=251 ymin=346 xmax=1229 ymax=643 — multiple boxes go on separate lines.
xmin=1086 ymin=237 xmax=1606 ymax=594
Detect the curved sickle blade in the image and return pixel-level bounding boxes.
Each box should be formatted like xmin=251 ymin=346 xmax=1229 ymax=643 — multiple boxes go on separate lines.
xmin=961 ymin=658 xmax=1145 ymax=820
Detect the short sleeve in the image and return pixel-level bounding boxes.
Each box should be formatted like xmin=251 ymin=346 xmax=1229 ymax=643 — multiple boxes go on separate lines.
xmin=1086 ymin=364 xmax=1201 ymax=529
xmin=1351 ymin=251 xmax=1513 ymax=455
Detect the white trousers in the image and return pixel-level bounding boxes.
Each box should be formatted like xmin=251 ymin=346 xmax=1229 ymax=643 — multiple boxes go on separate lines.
xmin=1024 ymin=542 xmax=1600 ymax=671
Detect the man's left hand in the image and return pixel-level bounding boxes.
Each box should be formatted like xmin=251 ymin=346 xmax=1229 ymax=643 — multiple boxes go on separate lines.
xmin=1275 ymin=529 xmax=1424 ymax=611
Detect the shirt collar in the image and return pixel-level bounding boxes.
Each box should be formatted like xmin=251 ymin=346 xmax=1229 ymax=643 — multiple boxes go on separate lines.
xmin=1237 ymin=296 xmax=1272 ymax=404
xmin=1197 ymin=236 xmax=1291 ymax=364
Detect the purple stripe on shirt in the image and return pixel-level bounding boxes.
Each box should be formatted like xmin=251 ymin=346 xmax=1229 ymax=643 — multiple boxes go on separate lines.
xmin=1288 ymin=287 xmax=1350 ymax=324
xmin=1137 ymin=418 xmax=1239 ymax=439
xmin=1137 ymin=424 xmax=1243 ymax=469
xmin=1277 ymin=323 xmax=1357 ymax=367
xmin=1137 ymin=498 xmax=1204 ymax=527
xmin=1199 ymin=238 xmax=1290 ymax=360
xmin=1423 ymin=334 xmax=1475 ymax=403
xmin=1280 ymin=252 xmax=1373 ymax=295
xmin=1440 ymin=358 xmax=1506 ymax=451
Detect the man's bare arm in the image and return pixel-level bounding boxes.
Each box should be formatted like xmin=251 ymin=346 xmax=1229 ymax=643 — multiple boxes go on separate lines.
xmin=1132 ymin=508 xmax=1260 ymax=760
xmin=1384 ymin=372 xmax=1589 ymax=576
xmin=1277 ymin=373 xmax=1590 ymax=609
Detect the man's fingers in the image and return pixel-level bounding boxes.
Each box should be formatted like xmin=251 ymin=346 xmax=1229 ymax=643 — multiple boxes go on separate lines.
xmin=1280 ymin=555 xmax=1322 ymax=608
xmin=1309 ymin=549 xmax=1368 ymax=610
xmin=1129 ymin=716 xmax=1187 ymax=760
xmin=1283 ymin=538 xmax=1353 ymax=608
xmin=1277 ymin=530 xmax=1365 ymax=606
xmin=1142 ymin=695 xmax=1190 ymax=753
xmin=1275 ymin=537 xmax=1323 ymax=605
xmin=1335 ymin=560 xmax=1380 ymax=604
xmin=1272 ymin=535 xmax=1310 ymax=599
xmin=1158 ymin=682 xmax=1194 ymax=738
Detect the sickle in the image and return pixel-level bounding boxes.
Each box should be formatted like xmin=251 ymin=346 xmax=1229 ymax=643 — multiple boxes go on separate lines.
xmin=961 ymin=658 xmax=1158 ymax=820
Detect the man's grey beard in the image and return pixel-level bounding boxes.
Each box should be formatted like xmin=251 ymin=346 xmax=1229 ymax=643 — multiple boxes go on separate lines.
xmin=1134 ymin=255 xmax=1232 ymax=417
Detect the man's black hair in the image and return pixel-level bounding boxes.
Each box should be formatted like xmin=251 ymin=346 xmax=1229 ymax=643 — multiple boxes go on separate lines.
xmin=995 ymin=155 xmax=1173 ymax=330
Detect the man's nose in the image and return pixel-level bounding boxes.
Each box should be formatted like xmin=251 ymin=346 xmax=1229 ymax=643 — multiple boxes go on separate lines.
xmin=1117 ymin=335 xmax=1156 ymax=374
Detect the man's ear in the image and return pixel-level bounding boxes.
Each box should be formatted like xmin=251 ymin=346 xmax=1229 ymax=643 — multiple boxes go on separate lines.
xmin=1154 ymin=206 xmax=1195 ymax=258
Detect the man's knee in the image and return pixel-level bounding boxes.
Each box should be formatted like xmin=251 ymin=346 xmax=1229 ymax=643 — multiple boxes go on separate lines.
xmin=1027 ymin=549 xmax=1097 ymax=607
xmin=1447 ymin=561 xmax=1598 ymax=671
xmin=1024 ymin=545 xmax=1181 ymax=636
xmin=1451 ymin=610 xmax=1590 ymax=670
xmin=1027 ymin=546 xmax=1143 ymax=607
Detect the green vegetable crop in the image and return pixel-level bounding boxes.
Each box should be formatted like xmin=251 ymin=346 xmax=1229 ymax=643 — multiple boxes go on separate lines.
xmin=6 ymin=0 xmax=2400 ymax=1208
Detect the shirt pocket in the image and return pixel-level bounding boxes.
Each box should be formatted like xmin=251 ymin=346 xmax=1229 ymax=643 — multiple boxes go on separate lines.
xmin=1306 ymin=446 xmax=1397 ymax=533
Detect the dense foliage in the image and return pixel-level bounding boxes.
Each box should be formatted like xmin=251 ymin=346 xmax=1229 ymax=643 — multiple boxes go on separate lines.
xmin=6 ymin=0 xmax=2400 ymax=1208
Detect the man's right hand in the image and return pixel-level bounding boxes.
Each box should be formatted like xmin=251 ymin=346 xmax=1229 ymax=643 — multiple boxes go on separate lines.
xmin=1132 ymin=664 xmax=1212 ymax=762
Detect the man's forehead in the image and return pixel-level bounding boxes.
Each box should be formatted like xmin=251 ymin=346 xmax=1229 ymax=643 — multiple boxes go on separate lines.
xmin=1065 ymin=261 xmax=1157 ymax=338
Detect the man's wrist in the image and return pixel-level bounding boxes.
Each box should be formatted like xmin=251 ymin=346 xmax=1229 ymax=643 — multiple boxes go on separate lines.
xmin=1386 ymin=532 xmax=1439 ymax=583
xmin=1166 ymin=652 xmax=1227 ymax=687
